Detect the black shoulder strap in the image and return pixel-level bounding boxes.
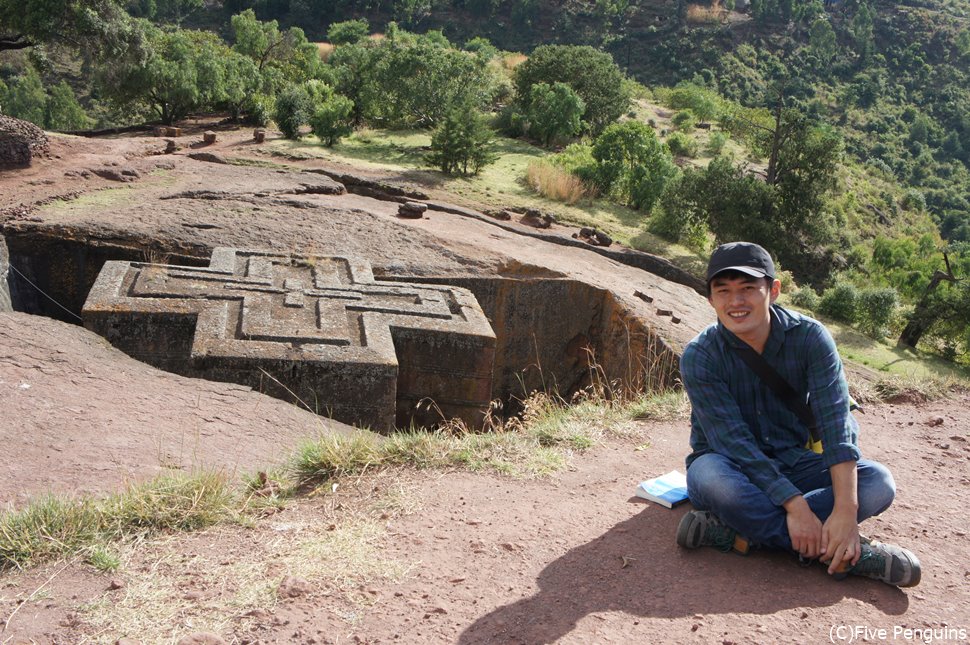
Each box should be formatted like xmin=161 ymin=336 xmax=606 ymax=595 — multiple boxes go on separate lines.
xmin=731 ymin=344 xmax=820 ymax=443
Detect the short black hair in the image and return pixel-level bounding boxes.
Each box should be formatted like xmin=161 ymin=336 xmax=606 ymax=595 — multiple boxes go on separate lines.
xmin=706 ymin=270 xmax=774 ymax=296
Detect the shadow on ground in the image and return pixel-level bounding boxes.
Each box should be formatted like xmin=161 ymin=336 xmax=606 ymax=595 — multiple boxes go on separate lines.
xmin=459 ymin=503 xmax=909 ymax=644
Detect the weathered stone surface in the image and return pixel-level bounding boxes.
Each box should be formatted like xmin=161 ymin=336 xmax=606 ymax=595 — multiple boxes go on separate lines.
xmin=187 ymin=152 xmax=228 ymax=164
xmin=82 ymin=248 xmax=496 ymax=431
xmin=397 ymin=202 xmax=428 ymax=219
xmin=0 ymin=115 xmax=49 ymax=167
xmin=203 ymin=130 xmax=217 ymax=144
xmin=0 ymin=234 xmax=11 ymax=312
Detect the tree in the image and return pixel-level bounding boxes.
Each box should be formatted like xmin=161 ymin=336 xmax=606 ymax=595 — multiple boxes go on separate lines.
xmin=0 ymin=0 xmax=143 ymax=57
xmin=808 ymin=18 xmax=837 ymax=67
xmin=591 ymin=121 xmax=675 ymax=211
xmin=230 ymin=9 xmax=323 ymax=92
xmin=274 ymin=83 xmax=313 ymax=139
xmin=99 ymin=26 xmax=259 ymax=124
xmin=45 ymin=81 xmax=94 ymax=130
xmin=513 ymin=45 xmax=630 ymax=135
xmin=525 ymin=82 xmax=585 ymax=146
xmin=310 ymin=94 xmax=354 ymax=146
xmin=327 ymin=19 xmax=369 ymax=46
xmin=368 ymin=36 xmax=494 ymax=128
xmin=426 ymin=103 xmax=496 ymax=175
xmin=129 ymin=0 xmax=203 ymax=25
xmin=0 ymin=64 xmax=46 ymax=125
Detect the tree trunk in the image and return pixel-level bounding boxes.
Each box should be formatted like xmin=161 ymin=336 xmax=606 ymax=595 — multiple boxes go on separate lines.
xmin=898 ymin=257 xmax=959 ymax=349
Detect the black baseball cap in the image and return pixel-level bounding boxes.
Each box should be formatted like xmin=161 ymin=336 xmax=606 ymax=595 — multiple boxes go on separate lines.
xmin=706 ymin=242 xmax=776 ymax=283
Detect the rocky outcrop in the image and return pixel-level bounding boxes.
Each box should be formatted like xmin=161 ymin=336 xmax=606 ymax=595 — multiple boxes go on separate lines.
xmin=0 ymin=233 xmax=11 ymax=312
xmin=0 ymin=115 xmax=50 ymax=167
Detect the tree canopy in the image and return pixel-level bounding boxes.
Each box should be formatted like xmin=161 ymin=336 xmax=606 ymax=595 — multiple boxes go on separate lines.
xmin=513 ymin=44 xmax=630 ymax=135
xmin=0 ymin=0 xmax=143 ymax=57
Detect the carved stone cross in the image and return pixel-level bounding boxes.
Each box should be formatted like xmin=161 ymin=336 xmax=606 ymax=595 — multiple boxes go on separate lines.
xmin=82 ymin=248 xmax=496 ymax=432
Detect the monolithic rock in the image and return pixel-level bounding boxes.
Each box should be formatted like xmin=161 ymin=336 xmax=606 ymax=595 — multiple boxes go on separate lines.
xmin=0 ymin=234 xmax=11 ymax=312
xmin=0 ymin=115 xmax=49 ymax=167
xmin=82 ymin=248 xmax=496 ymax=432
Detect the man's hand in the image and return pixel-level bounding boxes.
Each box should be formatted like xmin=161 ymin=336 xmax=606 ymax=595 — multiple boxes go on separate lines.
xmin=821 ymin=508 xmax=860 ymax=573
xmin=821 ymin=461 xmax=861 ymax=574
xmin=783 ymin=495 xmax=823 ymax=558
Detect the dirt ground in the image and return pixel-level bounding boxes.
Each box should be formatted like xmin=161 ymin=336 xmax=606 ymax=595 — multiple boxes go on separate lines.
xmin=1 ymin=127 xmax=969 ymax=644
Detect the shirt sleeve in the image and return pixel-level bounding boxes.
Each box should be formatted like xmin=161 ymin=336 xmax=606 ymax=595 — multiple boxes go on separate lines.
xmin=681 ymin=343 xmax=801 ymax=506
xmin=803 ymin=322 xmax=861 ymax=468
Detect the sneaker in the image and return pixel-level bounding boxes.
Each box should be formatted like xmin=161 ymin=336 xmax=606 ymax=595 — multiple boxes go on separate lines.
xmin=676 ymin=510 xmax=750 ymax=555
xmin=843 ymin=539 xmax=921 ymax=587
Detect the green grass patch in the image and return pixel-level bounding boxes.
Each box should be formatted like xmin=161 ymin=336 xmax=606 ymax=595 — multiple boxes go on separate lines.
xmin=292 ymin=390 xmax=688 ymax=487
xmin=0 ymin=472 xmax=234 ymax=572
xmin=39 ymin=186 xmax=135 ymax=214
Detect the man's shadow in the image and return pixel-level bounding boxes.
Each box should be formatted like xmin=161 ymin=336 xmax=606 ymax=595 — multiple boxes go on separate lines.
xmin=459 ymin=502 xmax=909 ymax=644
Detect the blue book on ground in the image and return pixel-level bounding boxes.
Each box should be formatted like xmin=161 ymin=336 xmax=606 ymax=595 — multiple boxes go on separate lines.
xmin=635 ymin=470 xmax=689 ymax=508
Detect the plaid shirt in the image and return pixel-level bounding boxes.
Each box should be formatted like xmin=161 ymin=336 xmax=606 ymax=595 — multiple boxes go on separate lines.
xmin=681 ymin=304 xmax=861 ymax=506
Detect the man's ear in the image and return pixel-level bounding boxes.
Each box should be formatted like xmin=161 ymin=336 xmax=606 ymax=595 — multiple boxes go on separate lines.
xmin=769 ymin=278 xmax=781 ymax=303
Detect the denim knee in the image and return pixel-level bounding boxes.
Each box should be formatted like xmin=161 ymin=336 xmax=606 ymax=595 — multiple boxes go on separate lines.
xmin=858 ymin=459 xmax=896 ymax=519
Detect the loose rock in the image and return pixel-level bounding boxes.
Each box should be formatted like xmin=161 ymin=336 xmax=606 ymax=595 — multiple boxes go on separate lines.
xmin=278 ymin=575 xmax=312 ymax=598
xmin=397 ymin=202 xmax=428 ymax=219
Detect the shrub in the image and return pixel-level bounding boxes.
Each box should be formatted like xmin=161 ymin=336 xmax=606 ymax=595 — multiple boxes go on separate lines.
xmin=525 ymin=160 xmax=588 ymax=204
xmin=818 ymin=282 xmax=859 ymax=324
xmin=789 ymin=287 xmax=820 ymax=312
xmin=666 ymin=131 xmax=698 ymax=157
xmin=427 ymin=103 xmax=497 ymax=175
xmin=526 ymin=81 xmax=585 ymax=146
xmin=856 ymin=287 xmax=898 ymax=339
xmin=328 ymin=19 xmax=369 ymax=46
xmin=274 ymin=84 xmax=312 ymax=139
xmin=706 ymin=131 xmax=728 ymax=156
xmin=592 ymin=121 xmax=676 ymax=211
xmin=901 ymin=189 xmax=926 ymax=211
xmin=672 ymin=110 xmax=696 ymax=132
xmin=245 ymin=93 xmax=273 ymax=127
xmin=309 ymin=94 xmax=354 ymax=146
xmin=549 ymin=143 xmax=599 ymax=185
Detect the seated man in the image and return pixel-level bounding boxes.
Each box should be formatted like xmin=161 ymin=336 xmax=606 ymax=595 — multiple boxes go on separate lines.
xmin=676 ymin=241 xmax=920 ymax=587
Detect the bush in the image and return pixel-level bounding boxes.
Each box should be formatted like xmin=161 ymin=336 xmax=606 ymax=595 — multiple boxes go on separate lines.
xmin=273 ymin=84 xmax=312 ymax=139
xmin=818 ymin=283 xmax=859 ymax=324
xmin=525 ymin=160 xmax=588 ymax=204
xmin=856 ymin=287 xmax=898 ymax=339
xmin=245 ymin=93 xmax=273 ymax=127
xmin=309 ymin=94 xmax=354 ymax=146
xmin=592 ymin=121 xmax=676 ymax=211
xmin=666 ymin=131 xmax=698 ymax=157
xmin=789 ymin=287 xmax=820 ymax=312
xmin=549 ymin=143 xmax=599 ymax=185
xmin=328 ymin=19 xmax=369 ymax=46
xmin=427 ymin=103 xmax=497 ymax=175
xmin=901 ymin=189 xmax=926 ymax=212
xmin=705 ymin=131 xmax=728 ymax=156
xmin=672 ymin=110 xmax=696 ymax=132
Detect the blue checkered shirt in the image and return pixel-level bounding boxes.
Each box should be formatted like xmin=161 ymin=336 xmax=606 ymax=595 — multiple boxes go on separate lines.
xmin=681 ymin=304 xmax=861 ymax=506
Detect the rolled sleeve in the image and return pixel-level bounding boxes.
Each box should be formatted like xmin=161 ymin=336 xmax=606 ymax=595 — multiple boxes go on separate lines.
xmin=803 ymin=323 xmax=861 ymax=468
xmin=682 ymin=343 xmax=799 ymax=506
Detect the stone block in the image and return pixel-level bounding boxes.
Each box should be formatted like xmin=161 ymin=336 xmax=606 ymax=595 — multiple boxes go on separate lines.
xmin=203 ymin=130 xmax=217 ymax=144
xmin=166 ymin=127 xmax=182 ymax=137
xmin=254 ymin=128 xmax=266 ymax=143
xmin=81 ymin=248 xmax=496 ymax=432
xmin=397 ymin=202 xmax=427 ymax=219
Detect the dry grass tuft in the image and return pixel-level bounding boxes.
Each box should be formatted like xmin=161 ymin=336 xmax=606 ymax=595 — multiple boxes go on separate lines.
xmin=687 ymin=2 xmax=727 ymax=23
xmin=525 ymin=160 xmax=589 ymax=204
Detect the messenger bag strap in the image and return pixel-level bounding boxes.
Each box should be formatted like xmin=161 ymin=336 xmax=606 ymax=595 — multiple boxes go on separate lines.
xmin=730 ymin=344 xmax=821 ymax=444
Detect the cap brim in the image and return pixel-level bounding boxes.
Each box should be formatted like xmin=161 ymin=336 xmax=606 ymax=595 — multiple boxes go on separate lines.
xmin=709 ymin=266 xmax=770 ymax=280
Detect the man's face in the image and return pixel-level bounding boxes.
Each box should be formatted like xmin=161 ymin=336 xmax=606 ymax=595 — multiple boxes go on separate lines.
xmin=707 ymin=274 xmax=780 ymax=341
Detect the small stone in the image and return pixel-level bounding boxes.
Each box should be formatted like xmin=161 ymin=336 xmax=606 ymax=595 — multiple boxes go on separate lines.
xmin=656 ymin=309 xmax=673 ymax=317
xmin=691 ymin=624 xmax=700 ymax=632
xmin=800 ymin=611 xmax=809 ymax=619
xmin=109 ymin=578 xmax=125 ymax=590
xmin=203 ymin=131 xmax=217 ymax=145
xmin=177 ymin=633 xmax=226 ymax=645
xmin=278 ymin=575 xmax=312 ymax=599
xmin=927 ymin=416 xmax=945 ymax=427
xmin=253 ymin=128 xmax=266 ymax=143
xmin=183 ymin=590 xmax=204 ymax=601
xmin=397 ymin=202 xmax=428 ymax=219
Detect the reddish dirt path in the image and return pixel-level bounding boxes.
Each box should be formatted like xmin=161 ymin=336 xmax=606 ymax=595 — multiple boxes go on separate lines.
xmin=1 ymin=392 xmax=968 ymax=644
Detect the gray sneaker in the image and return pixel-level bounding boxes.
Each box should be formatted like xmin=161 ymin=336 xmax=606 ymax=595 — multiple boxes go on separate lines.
xmin=676 ymin=510 xmax=750 ymax=555
xmin=845 ymin=539 xmax=921 ymax=587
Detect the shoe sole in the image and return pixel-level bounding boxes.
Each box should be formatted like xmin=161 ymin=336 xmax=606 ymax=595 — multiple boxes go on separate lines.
xmin=676 ymin=511 xmax=701 ymax=549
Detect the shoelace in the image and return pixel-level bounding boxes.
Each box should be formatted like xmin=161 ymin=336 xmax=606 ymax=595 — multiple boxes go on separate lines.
xmin=704 ymin=522 xmax=736 ymax=553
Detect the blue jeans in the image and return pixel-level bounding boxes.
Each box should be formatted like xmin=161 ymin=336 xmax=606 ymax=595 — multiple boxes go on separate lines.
xmin=686 ymin=451 xmax=896 ymax=551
